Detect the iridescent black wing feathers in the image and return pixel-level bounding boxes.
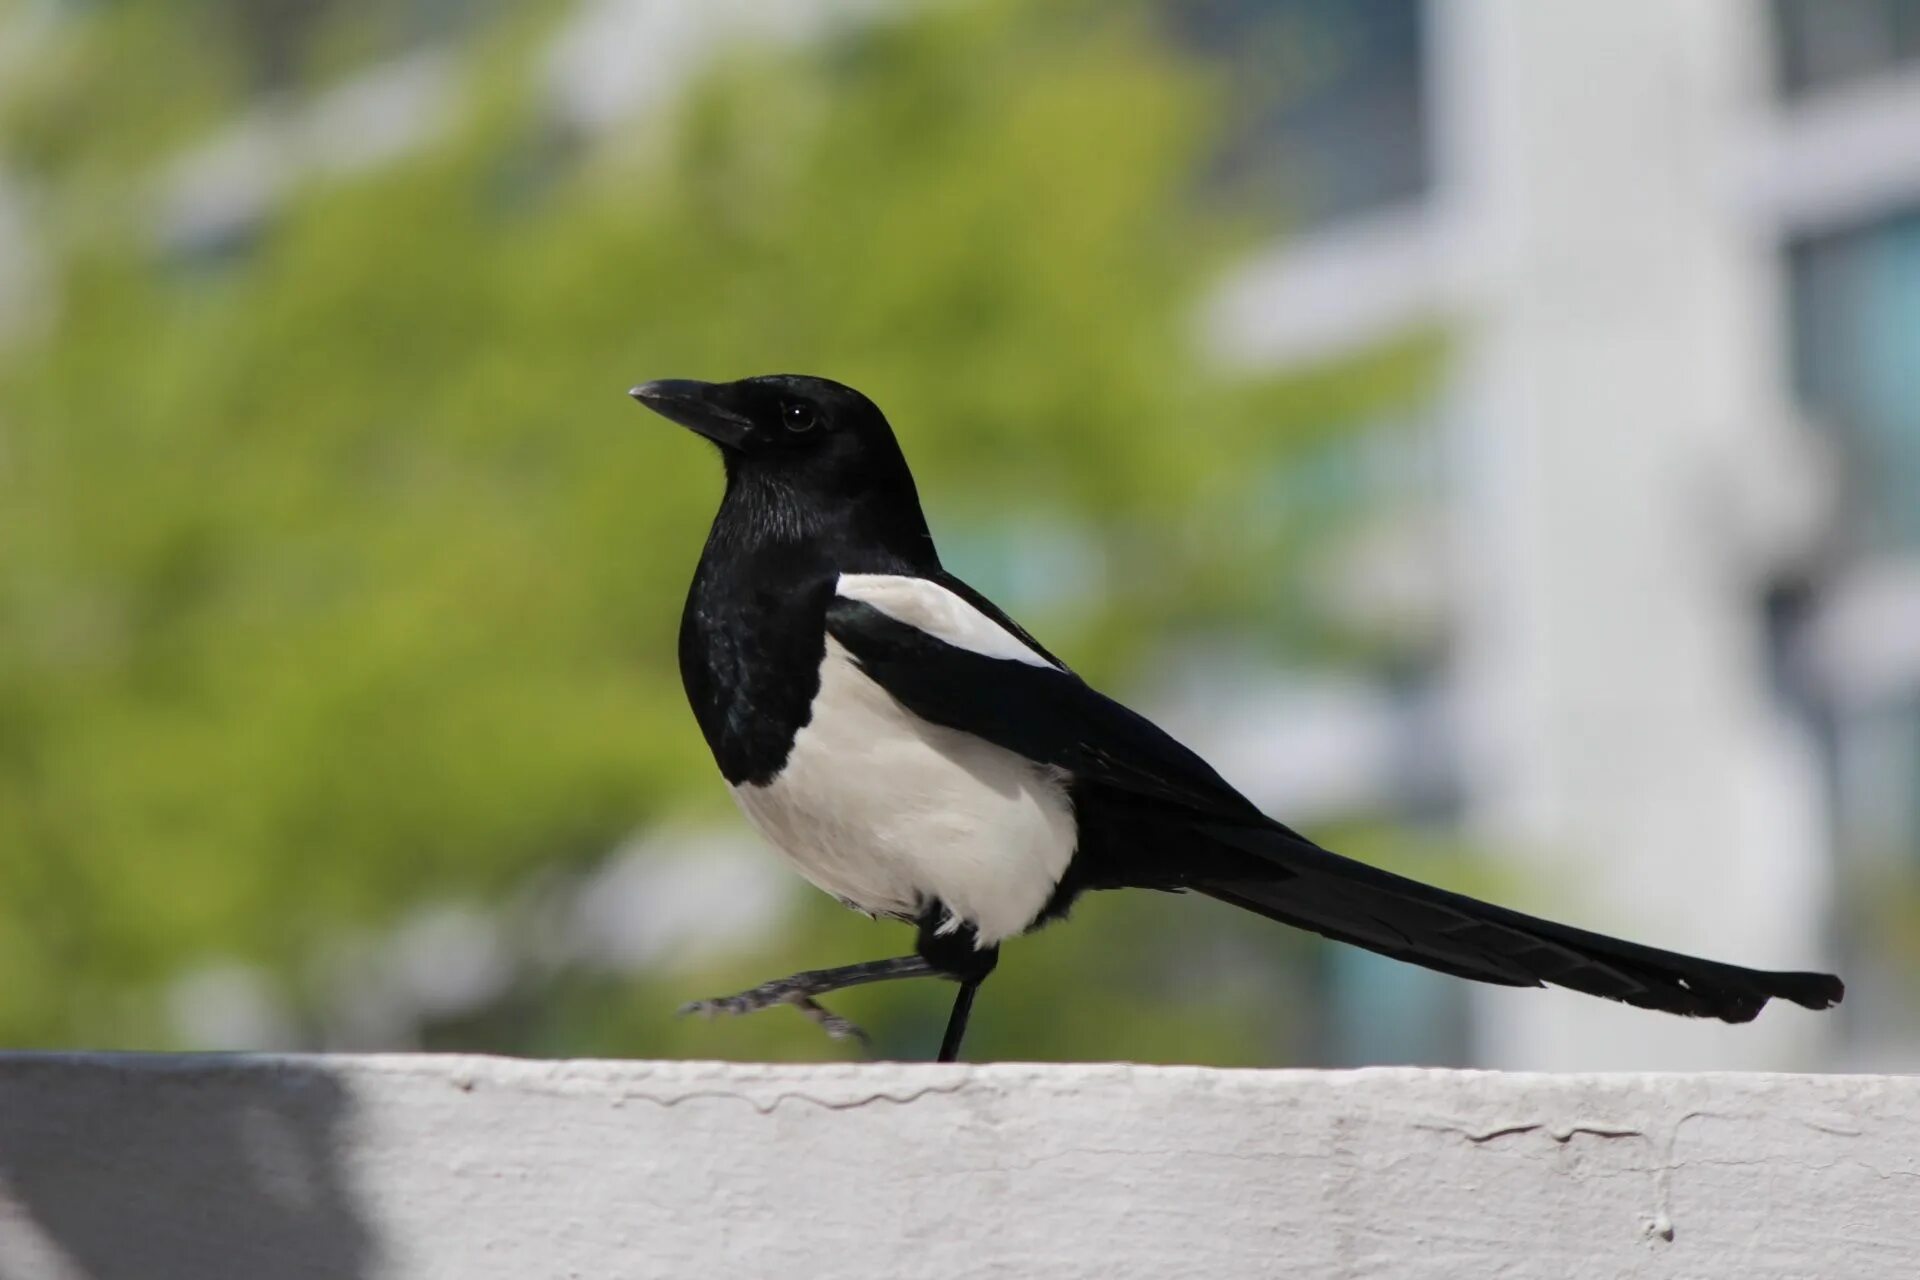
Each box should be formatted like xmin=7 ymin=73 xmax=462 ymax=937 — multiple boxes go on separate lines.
xmin=826 ymin=596 xmax=1844 ymax=1023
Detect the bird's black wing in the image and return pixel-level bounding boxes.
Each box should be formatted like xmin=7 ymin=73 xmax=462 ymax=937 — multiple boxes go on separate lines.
xmin=825 ymin=595 xmax=1844 ymax=1023
xmin=826 ymin=594 xmax=1270 ymax=825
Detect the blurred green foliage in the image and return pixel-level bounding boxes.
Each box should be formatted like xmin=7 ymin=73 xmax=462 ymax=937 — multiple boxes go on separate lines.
xmin=0 ymin=0 xmax=1444 ymax=1057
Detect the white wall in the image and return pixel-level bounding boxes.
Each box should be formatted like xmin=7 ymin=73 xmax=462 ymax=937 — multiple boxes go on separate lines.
xmin=2 ymin=1055 xmax=1915 ymax=1279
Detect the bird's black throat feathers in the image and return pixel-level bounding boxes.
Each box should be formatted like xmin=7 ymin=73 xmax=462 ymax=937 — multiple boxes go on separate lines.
xmin=664 ymin=375 xmax=939 ymax=786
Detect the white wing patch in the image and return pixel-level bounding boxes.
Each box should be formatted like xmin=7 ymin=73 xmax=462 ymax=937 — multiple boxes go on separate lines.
xmin=836 ymin=574 xmax=1054 ymax=668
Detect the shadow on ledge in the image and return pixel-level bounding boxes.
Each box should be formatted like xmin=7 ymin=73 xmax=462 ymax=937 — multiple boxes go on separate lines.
xmin=0 ymin=1054 xmax=377 ymax=1280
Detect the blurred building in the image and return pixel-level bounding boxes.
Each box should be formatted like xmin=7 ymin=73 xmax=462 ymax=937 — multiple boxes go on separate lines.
xmin=1198 ymin=0 xmax=1920 ymax=1070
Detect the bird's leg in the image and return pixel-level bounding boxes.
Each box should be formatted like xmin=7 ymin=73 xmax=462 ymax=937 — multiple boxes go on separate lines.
xmin=937 ymin=980 xmax=981 ymax=1063
xmin=915 ymin=910 xmax=999 ymax=1064
xmin=679 ymin=954 xmax=938 ymax=1046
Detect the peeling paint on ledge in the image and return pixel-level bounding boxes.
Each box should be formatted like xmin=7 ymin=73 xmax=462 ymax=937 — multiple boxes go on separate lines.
xmin=1 ymin=1056 xmax=1915 ymax=1280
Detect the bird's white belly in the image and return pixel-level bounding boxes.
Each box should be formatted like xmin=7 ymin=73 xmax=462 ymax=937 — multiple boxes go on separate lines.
xmin=730 ymin=638 xmax=1075 ymax=946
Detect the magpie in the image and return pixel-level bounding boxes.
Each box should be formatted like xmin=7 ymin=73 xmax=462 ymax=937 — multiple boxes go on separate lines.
xmin=632 ymin=373 xmax=1844 ymax=1062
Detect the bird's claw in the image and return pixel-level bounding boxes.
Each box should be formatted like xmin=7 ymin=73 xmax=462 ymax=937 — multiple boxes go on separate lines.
xmin=677 ymin=987 xmax=870 ymax=1048
xmin=790 ymin=996 xmax=871 ymax=1046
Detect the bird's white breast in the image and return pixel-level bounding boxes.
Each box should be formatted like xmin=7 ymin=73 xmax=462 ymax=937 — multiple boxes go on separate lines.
xmin=729 ymin=575 xmax=1075 ymax=946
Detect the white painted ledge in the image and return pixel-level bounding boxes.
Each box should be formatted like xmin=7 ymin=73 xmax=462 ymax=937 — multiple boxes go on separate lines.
xmin=1 ymin=1056 xmax=1914 ymax=1280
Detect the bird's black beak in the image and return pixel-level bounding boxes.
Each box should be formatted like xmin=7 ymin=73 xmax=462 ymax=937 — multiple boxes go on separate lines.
xmin=629 ymin=379 xmax=753 ymax=450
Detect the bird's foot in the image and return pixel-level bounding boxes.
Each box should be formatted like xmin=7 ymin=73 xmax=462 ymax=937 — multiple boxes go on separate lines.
xmin=678 ymin=985 xmax=870 ymax=1046
xmin=789 ymin=997 xmax=870 ymax=1046
xmin=677 ymin=954 xmax=938 ymax=1048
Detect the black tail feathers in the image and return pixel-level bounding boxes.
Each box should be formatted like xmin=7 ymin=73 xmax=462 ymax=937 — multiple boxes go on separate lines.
xmin=1191 ymin=822 xmax=1843 ymax=1024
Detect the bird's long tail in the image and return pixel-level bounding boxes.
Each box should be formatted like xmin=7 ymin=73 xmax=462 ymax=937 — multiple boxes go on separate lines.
xmin=1187 ymin=820 xmax=1842 ymax=1023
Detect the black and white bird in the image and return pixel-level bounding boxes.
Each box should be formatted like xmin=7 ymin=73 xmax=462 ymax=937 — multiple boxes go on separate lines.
xmin=632 ymin=373 xmax=1844 ymax=1062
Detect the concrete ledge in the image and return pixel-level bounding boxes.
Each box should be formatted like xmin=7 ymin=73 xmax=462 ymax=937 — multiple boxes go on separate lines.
xmin=1 ymin=1056 xmax=1914 ymax=1279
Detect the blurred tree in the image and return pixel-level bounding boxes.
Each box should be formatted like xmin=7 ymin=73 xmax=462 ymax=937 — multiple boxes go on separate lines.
xmin=0 ymin=0 xmax=1440 ymax=1056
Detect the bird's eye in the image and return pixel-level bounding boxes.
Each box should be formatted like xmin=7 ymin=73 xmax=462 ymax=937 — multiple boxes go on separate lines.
xmin=782 ymin=401 xmax=818 ymax=433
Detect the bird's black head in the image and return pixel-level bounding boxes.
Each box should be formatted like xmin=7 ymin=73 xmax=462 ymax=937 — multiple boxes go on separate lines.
xmin=631 ymin=374 xmax=935 ymax=568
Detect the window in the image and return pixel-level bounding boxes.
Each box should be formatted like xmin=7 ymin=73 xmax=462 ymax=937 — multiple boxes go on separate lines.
xmin=1773 ymin=0 xmax=1920 ymax=98
xmin=1171 ymin=0 xmax=1430 ymax=227
xmin=1788 ymin=210 xmax=1920 ymax=552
